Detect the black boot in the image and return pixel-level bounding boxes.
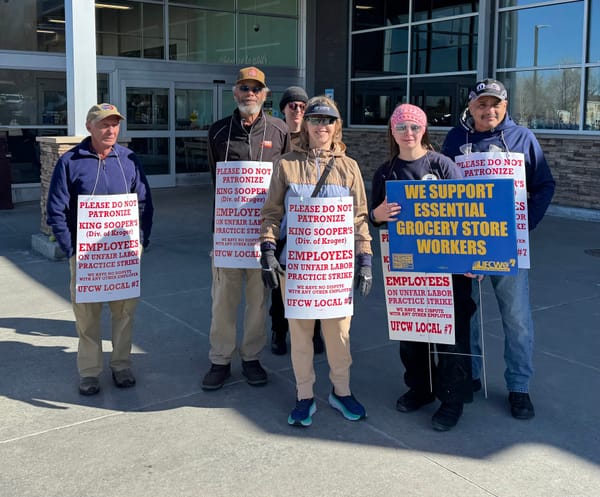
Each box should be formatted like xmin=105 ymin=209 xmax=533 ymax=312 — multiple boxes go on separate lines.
xmin=271 ymin=329 xmax=287 ymax=355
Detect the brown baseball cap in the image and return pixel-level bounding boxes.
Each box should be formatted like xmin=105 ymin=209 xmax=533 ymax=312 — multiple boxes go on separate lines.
xmin=236 ymin=66 xmax=266 ymax=86
xmin=86 ymin=103 xmax=125 ymax=124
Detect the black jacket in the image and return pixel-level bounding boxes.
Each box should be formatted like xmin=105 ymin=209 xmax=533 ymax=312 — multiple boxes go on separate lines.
xmin=207 ymin=109 xmax=290 ymax=186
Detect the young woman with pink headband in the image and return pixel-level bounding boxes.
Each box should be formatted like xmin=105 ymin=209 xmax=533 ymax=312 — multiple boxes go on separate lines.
xmin=369 ymin=103 xmax=477 ymax=432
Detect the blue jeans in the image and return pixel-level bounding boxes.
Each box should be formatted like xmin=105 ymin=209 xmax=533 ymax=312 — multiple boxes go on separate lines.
xmin=471 ymin=269 xmax=534 ymax=393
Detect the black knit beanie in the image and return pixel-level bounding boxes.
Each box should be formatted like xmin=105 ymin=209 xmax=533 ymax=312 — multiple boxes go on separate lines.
xmin=279 ymin=86 xmax=309 ymax=112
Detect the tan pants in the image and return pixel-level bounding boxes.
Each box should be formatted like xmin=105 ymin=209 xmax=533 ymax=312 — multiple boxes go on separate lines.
xmin=69 ymin=257 xmax=138 ymax=377
xmin=208 ymin=262 xmax=268 ymax=364
xmin=281 ymin=276 xmax=353 ymax=400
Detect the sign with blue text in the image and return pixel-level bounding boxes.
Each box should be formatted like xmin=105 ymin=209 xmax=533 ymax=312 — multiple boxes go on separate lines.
xmin=386 ymin=179 xmax=517 ymax=275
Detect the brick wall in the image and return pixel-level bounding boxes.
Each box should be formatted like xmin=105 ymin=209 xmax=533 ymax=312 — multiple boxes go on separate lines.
xmin=343 ymin=128 xmax=600 ymax=210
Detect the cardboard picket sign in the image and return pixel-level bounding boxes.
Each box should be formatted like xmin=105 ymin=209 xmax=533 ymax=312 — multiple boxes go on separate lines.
xmin=284 ymin=196 xmax=355 ymax=320
xmin=213 ymin=161 xmax=272 ymax=269
xmin=380 ymin=230 xmax=455 ymax=344
xmin=75 ymin=193 xmax=141 ymax=303
xmin=386 ymin=178 xmax=518 ymax=275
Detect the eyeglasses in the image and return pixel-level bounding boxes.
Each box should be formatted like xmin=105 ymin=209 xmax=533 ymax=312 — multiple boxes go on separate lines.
xmin=237 ymin=85 xmax=264 ymax=94
xmin=395 ymin=123 xmax=423 ymax=133
xmin=287 ymin=102 xmax=306 ymax=112
xmin=305 ymin=116 xmax=336 ymax=125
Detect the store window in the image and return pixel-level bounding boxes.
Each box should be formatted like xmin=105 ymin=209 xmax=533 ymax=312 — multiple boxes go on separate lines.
xmin=496 ymin=0 xmax=595 ymax=131
xmin=350 ymin=0 xmax=478 ymax=126
xmin=411 ymin=18 xmax=477 ymax=74
xmin=96 ymin=1 xmax=164 ymax=59
xmin=3 ymin=71 xmax=108 ymax=184
xmin=168 ymin=7 xmax=235 ymax=63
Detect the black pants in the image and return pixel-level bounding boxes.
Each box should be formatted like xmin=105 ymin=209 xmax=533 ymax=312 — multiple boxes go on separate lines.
xmin=399 ymin=275 xmax=475 ymax=404
xmin=270 ymin=286 xmax=288 ymax=333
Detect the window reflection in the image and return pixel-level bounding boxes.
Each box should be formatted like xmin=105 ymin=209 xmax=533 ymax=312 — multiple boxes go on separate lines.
xmin=412 ymin=0 xmax=478 ymax=22
xmin=497 ymin=3 xmax=583 ymax=68
xmin=352 ymin=28 xmax=409 ymax=78
xmin=168 ymin=7 xmax=235 ymax=63
xmin=352 ymin=1 xmax=409 ymax=31
xmin=128 ymin=138 xmax=169 ymax=176
xmin=175 ymin=90 xmax=213 ymax=130
xmin=126 ymin=88 xmax=169 ymax=130
xmin=96 ymin=1 xmax=164 ymax=59
xmin=351 ymin=80 xmax=407 ymax=125
xmin=411 ymin=18 xmax=477 ymax=74
xmin=585 ymin=68 xmax=600 ymax=130
xmin=501 ymin=69 xmax=581 ymax=129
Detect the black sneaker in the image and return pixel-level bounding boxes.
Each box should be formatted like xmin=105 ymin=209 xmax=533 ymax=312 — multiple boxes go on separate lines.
xmin=201 ymin=363 xmax=231 ymax=391
xmin=473 ymin=378 xmax=482 ymax=392
xmin=241 ymin=360 xmax=268 ymax=386
xmin=79 ymin=376 xmax=100 ymax=396
xmin=432 ymin=402 xmax=464 ymax=431
xmin=508 ymin=392 xmax=535 ymax=420
xmin=271 ymin=330 xmax=287 ymax=355
xmin=112 ymin=368 xmax=136 ymax=388
xmin=396 ymin=389 xmax=435 ymax=412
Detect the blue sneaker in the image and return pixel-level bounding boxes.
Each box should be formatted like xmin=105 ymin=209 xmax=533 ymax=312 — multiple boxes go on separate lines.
xmin=288 ymin=398 xmax=317 ymax=427
xmin=328 ymin=390 xmax=366 ymax=421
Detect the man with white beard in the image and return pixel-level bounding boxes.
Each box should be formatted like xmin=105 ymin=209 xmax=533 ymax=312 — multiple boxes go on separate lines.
xmin=202 ymin=67 xmax=290 ymax=390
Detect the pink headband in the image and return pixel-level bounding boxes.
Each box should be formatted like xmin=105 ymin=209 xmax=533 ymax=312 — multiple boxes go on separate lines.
xmin=390 ymin=104 xmax=427 ymax=129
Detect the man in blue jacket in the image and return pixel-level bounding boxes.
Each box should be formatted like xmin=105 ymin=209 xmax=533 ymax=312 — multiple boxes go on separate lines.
xmin=442 ymin=79 xmax=555 ymax=420
xmin=47 ymin=103 xmax=154 ymax=396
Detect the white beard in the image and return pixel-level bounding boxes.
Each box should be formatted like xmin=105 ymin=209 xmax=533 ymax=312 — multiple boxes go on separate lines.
xmin=237 ymin=102 xmax=262 ymax=115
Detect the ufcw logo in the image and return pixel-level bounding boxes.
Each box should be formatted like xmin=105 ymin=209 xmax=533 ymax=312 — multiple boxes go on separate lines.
xmin=472 ymin=259 xmax=516 ymax=272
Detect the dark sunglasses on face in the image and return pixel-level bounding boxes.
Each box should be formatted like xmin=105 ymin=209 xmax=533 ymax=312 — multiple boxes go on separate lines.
xmin=287 ymin=102 xmax=306 ymax=111
xmin=395 ymin=123 xmax=423 ymax=133
xmin=238 ymin=85 xmax=264 ymax=94
xmin=305 ymin=116 xmax=336 ymax=125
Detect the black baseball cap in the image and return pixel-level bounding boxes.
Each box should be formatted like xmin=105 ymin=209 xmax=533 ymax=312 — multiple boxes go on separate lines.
xmin=469 ymin=78 xmax=508 ymax=102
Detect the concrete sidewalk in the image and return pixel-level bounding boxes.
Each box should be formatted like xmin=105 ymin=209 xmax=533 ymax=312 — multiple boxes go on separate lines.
xmin=1 ymin=185 xmax=599 ymax=497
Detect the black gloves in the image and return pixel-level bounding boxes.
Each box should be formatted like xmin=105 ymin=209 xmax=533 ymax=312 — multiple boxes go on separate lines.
xmin=355 ymin=253 xmax=373 ymax=297
xmin=260 ymin=242 xmax=284 ymax=289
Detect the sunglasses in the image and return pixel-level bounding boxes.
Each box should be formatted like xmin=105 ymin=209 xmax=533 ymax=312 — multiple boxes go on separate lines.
xmin=395 ymin=123 xmax=423 ymax=133
xmin=287 ymin=102 xmax=306 ymax=112
xmin=305 ymin=116 xmax=337 ymax=125
xmin=238 ymin=85 xmax=264 ymax=94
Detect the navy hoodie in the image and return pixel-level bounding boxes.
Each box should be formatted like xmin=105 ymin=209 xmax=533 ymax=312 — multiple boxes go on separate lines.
xmin=46 ymin=137 xmax=154 ymax=258
xmin=442 ymin=110 xmax=555 ymax=231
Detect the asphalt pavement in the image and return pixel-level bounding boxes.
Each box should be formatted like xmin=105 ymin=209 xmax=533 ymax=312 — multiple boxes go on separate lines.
xmin=1 ymin=184 xmax=599 ymax=497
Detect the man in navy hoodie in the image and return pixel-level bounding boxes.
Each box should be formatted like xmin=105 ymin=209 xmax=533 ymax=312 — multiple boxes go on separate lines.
xmin=442 ymin=79 xmax=555 ymax=420
xmin=47 ymin=103 xmax=153 ymax=396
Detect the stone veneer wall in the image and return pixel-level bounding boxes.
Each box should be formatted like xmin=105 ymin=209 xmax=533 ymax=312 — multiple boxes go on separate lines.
xmin=37 ymin=136 xmax=85 ymax=236
xmin=343 ymin=128 xmax=600 ymax=211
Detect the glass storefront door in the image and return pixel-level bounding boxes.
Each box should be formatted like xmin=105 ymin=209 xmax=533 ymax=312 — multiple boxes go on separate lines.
xmin=123 ymin=84 xmax=171 ymax=186
xmin=123 ymin=80 xmax=233 ymax=187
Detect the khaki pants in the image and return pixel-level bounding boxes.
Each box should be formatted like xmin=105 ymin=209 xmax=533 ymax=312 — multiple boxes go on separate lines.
xmin=69 ymin=257 xmax=138 ymax=377
xmin=281 ymin=276 xmax=353 ymax=400
xmin=208 ymin=262 xmax=268 ymax=364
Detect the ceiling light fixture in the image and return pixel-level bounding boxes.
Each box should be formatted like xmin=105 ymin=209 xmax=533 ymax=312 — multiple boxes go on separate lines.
xmin=95 ymin=3 xmax=132 ymax=10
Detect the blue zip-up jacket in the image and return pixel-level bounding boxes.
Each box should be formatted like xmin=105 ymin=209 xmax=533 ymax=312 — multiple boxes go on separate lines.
xmin=46 ymin=137 xmax=154 ymax=258
xmin=442 ymin=111 xmax=555 ymax=230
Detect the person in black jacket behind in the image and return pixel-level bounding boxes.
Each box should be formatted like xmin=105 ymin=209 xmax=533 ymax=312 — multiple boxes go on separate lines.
xmin=202 ymin=67 xmax=290 ymax=391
